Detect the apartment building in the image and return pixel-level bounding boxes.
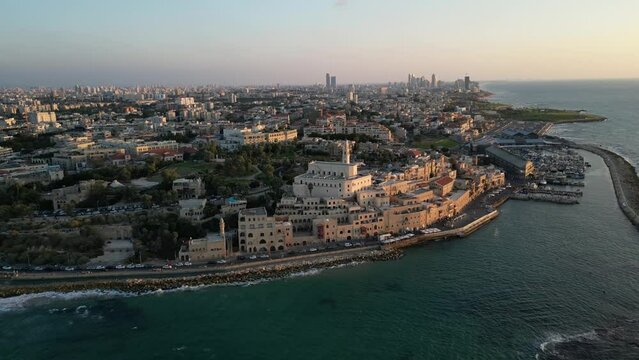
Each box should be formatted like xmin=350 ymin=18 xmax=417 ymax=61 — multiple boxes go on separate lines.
xmin=238 ymin=207 xmax=293 ymax=253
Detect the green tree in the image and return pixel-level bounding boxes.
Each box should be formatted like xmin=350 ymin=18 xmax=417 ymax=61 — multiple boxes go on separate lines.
xmin=160 ymin=168 xmax=179 ymax=189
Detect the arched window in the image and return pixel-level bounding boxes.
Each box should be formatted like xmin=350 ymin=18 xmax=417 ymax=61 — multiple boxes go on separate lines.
xmin=248 ymin=233 xmax=254 ymax=238
xmin=259 ymin=239 xmax=267 ymax=244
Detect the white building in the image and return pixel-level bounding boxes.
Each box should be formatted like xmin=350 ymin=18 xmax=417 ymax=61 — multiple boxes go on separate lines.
xmin=292 ymin=141 xmax=372 ymax=199
xmin=179 ymin=198 xmax=207 ymax=222
xmin=176 ymin=97 xmax=195 ymax=106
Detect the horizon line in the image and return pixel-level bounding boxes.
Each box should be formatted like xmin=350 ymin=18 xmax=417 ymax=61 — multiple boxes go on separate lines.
xmin=1 ymin=77 xmax=639 ymax=89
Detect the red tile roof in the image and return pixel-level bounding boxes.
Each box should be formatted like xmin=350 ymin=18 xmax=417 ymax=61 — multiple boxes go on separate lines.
xmin=435 ymin=176 xmax=454 ymax=186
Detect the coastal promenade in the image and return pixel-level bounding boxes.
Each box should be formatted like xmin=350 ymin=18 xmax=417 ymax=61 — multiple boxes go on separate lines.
xmin=570 ymin=143 xmax=639 ymax=228
xmin=0 ymin=247 xmax=401 ymax=298
xmin=0 ymin=194 xmax=511 ymax=297
xmin=383 ymin=210 xmax=500 ymax=250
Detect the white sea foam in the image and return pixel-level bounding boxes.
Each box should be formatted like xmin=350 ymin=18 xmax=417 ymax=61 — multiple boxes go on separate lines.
xmin=539 ymin=330 xmax=598 ymax=353
xmin=0 ymin=289 xmax=132 ymax=314
xmin=289 ymin=268 xmax=323 ymax=278
xmin=0 ymin=260 xmax=369 ymax=312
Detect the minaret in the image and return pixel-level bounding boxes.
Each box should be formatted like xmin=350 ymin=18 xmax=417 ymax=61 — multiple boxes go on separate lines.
xmin=342 ymin=140 xmax=350 ymax=164
xmin=219 ymin=217 xmax=227 ymax=256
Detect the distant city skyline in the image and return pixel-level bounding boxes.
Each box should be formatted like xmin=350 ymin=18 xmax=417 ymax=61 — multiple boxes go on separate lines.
xmin=1 ymin=0 xmax=638 ymax=87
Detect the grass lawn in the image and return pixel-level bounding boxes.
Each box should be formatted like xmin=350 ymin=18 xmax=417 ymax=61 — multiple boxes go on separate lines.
xmin=497 ymin=108 xmax=606 ymax=123
xmin=412 ymin=137 xmax=459 ymax=149
xmin=149 ymin=161 xmax=258 ymax=181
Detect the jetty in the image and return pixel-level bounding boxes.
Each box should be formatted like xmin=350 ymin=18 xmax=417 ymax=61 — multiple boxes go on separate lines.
xmin=569 ymin=143 xmax=639 ymax=228
xmin=382 ymin=210 xmax=500 ymax=250
xmin=510 ymin=188 xmax=581 ymax=204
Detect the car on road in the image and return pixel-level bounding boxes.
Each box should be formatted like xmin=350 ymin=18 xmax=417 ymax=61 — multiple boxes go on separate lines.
xmin=216 ymin=259 xmax=227 ymax=264
xmin=162 ymin=264 xmax=173 ymax=269
xmin=249 ymin=255 xmax=257 ymax=260
xmin=309 ymin=248 xmax=318 ymax=252
xmin=115 ymin=264 xmax=126 ymax=270
xmin=184 ymin=262 xmax=192 ymax=266
xmin=64 ymin=266 xmax=75 ymax=271
xmin=2 ymin=266 xmax=12 ymax=271
xmin=344 ymin=242 xmax=353 ymax=247
xmin=259 ymin=254 xmax=270 ymax=259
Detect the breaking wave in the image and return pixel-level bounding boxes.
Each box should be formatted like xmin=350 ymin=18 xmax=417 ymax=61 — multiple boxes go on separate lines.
xmin=536 ymin=320 xmax=639 ymax=359
xmin=0 ymin=260 xmax=368 ymax=313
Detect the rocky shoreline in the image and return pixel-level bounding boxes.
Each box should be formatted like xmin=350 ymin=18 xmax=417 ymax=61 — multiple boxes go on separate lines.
xmin=0 ymin=248 xmax=403 ymax=298
xmin=571 ymin=143 xmax=639 ymax=228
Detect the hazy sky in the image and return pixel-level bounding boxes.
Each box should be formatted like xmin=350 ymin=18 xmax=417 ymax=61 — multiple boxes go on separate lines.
xmin=1 ymin=0 xmax=638 ymax=86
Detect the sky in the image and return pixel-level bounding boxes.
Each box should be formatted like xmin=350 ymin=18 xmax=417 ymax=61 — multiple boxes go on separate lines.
xmin=1 ymin=0 xmax=638 ymax=86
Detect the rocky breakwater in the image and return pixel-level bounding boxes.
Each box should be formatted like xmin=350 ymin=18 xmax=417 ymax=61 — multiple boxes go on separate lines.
xmin=0 ymin=249 xmax=402 ymax=298
xmin=571 ymin=143 xmax=639 ymax=228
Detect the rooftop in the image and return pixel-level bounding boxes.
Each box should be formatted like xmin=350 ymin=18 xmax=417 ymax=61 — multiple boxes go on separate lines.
xmin=240 ymin=207 xmax=268 ymax=216
xmin=486 ymin=146 xmax=530 ymax=169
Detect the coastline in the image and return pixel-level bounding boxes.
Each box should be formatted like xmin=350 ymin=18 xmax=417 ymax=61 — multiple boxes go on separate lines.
xmin=0 ymin=248 xmax=402 ymax=298
xmin=566 ymin=142 xmax=639 ymax=228
xmin=1 ymin=95 xmax=635 ymax=300
xmin=545 ymin=116 xmax=606 ymax=124
xmin=1 ymin=142 xmax=635 ymax=299
xmin=0 ymin=206 xmax=507 ymax=298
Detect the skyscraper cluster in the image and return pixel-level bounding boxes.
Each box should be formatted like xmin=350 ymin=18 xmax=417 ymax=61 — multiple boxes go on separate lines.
xmin=325 ymin=73 xmax=337 ymax=91
xmin=407 ymin=74 xmax=430 ymax=89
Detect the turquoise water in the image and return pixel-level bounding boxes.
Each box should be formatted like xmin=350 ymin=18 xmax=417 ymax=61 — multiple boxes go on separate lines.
xmin=2 ymin=81 xmax=639 ymax=359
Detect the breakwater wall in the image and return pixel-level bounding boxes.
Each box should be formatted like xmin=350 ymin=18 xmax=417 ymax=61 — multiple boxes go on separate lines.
xmin=384 ymin=210 xmax=500 ymax=250
xmin=571 ymin=144 xmax=639 ymax=228
xmin=0 ymin=249 xmax=402 ymax=298
xmin=511 ymin=193 xmax=579 ymax=204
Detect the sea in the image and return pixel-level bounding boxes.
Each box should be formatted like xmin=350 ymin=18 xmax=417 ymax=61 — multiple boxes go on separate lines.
xmin=1 ymin=80 xmax=639 ymax=360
